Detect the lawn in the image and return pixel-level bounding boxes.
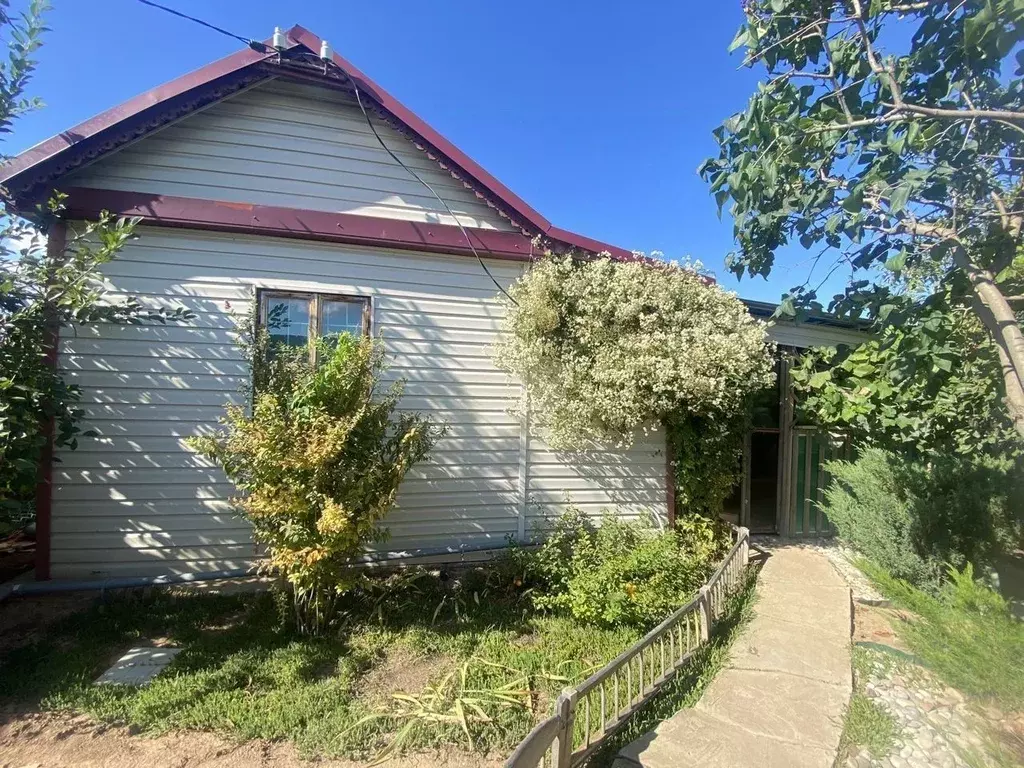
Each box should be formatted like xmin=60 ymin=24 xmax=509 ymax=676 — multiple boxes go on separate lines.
xmin=0 ymin=568 xmax=755 ymax=763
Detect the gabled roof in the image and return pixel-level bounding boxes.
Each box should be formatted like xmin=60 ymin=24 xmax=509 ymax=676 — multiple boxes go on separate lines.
xmin=0 ymin=24 xmax=632 ymax=260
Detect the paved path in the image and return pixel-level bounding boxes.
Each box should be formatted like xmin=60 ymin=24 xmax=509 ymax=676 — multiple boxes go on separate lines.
xmin=615 ymin=544 xmax=853 ymax=768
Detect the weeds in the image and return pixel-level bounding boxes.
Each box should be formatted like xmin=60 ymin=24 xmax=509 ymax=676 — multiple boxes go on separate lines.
xmin=838 ymin=647 xmax=900 ymax=762
xmin=0 ymin=573 xmax=643 ymax=759
xmin=839 ymin=693 xmax=900 ymax=759
xmin=860 ymin=560 xmax=1024 ymax=711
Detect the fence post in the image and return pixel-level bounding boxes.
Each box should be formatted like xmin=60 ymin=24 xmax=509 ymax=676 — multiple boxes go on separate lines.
xmin=698 ymin=585 xmax=711 ymax=642
xmin=552 ymin=690 xmax=575 ymax=768
xmin=739 ymin=526 xmax=750 ymax=567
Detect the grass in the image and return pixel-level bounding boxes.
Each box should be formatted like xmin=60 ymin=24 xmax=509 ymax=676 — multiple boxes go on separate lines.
xmin=859 ymin=559 xmax=1024 ymax=712
xmin=838 ymin=647 xmax=900 ymax=762
xmin=0 ymin=569 xmax=681 ymax=760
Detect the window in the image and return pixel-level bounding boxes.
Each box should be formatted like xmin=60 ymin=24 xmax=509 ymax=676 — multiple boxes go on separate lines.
xmin=260 ymin=291 xmax=370 ymax=359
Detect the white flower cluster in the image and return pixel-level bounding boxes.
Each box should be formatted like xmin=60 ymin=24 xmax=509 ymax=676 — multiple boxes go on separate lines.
xmin=494 ymin=255 xmax=776 ymax=450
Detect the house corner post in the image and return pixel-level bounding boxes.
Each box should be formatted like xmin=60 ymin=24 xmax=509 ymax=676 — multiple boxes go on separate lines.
xmin=516 ymin=390 xmax=529 ymax=543
xmin=35 ymin=219 xmax=68 ymax=582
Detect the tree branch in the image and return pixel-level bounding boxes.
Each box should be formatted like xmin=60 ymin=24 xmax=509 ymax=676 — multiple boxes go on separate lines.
xmin=851 ymin=0 xmax=906 ymax=107
xmin=887 ymin=102 xmax=1024 ymax=124
xmin=820 ymin=22 xmax=854 ymax=123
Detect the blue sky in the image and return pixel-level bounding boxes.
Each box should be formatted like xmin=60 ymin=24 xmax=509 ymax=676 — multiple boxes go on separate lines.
xmin=9 ymin=0 xmax=847 ymax=304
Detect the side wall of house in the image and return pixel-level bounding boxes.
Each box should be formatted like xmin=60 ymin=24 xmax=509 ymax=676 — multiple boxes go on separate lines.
xmin=51 ymin=227 xmax=667 ymax=578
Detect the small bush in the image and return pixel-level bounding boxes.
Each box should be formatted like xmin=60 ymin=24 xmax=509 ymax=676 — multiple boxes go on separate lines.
xmin=507 ymin=508 xmax=731 ymax=628
xmin=190 ymin=331 xmax=443 ymax=635
xmin=822 ymin=448 xmax=1022 ymax=591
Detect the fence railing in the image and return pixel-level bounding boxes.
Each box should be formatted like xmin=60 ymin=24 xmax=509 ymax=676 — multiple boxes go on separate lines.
xmin=505 ymin=525 xmax=751 ymax=768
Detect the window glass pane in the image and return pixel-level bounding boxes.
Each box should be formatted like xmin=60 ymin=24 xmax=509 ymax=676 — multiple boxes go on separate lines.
xmin=265 ymin=296 xmax=310 ymax=347
xmin=321 ymin=299 xmax=365 ymax=338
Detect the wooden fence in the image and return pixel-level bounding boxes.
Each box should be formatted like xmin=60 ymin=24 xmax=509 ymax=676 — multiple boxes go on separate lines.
xmin=504 ymin=525 xmax=751 ymax=768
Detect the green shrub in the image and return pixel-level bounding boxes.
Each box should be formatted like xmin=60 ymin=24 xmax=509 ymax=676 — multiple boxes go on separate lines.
xmin=190 ymin=331 xmax=444 ymax=635
xmin=508 ymin=508 xmax=731 ymax=629
xmin=862 ymin=561 xmax=1024 ymax=710
xmin=822 ymin=449 xmax=938 ymax=587
xmin=822 ymin=448 xmax=1022 ymax=590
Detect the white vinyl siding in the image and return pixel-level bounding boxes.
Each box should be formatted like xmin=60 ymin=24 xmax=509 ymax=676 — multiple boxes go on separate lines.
xmin=767 ymin=321 xmax=867 ymax=349
xmin=51 ymin=227 xmax=667 ymax=578
xmin=66 ymin=79 xmax=517 ymax=232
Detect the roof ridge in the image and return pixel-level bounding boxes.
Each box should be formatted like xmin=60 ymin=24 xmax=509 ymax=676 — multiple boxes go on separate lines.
xmin=0 ymin=23 xmax=633 ymax=260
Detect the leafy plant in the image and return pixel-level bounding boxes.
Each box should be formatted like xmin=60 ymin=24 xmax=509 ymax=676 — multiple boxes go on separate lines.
xmin=1 ymin=201 xmax=193 ymax=531
xmin=702 ymin=0 xmax=1024 ymax=441
xmin=511 ymin=508 xmax=732 ymax=628
xmin=665 ymin=409 xmax=750 ymax=518
xmin=494 ymin=253 xmax=775 ymax=450
xmin=791 ymin=297 xmax=1019 ymax=459
xmin=822 ymin=448 xmax=1022 ymax=590
xmin=862 ymin=560 xmax=1024 ymax=710
xmin=190 ymin=329 xmax=444 ymax=635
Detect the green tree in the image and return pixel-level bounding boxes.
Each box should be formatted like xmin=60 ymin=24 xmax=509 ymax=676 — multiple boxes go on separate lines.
xmin=0 ymin=1 xmax=190 ymax=530
xmin=701 ymin=0 xmax=1024 ymax=441
xmin=790 ymin=289 xmax=1019 ymax=456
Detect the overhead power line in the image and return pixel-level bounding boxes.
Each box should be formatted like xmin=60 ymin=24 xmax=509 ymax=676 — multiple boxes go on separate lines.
xmin=132 ymin=0 xmax=522 ymax=303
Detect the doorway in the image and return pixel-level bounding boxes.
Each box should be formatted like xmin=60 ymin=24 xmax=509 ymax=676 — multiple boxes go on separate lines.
xmin=748 ymin=430 xmax=780 ymax=533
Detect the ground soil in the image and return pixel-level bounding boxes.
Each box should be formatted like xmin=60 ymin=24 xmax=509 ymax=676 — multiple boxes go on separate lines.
xmin=851 ymin=602 xmax=911 ymax=652
xmin=0 ymin=711 xmax=503 ymax=768
xmin=359 ymin=647 xmax=449 ymax=704
xmin=0 ymin=592 xmax=99 ymax=657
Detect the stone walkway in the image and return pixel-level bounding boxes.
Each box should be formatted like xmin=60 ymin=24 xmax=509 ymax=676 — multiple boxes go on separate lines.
xmin=614 ymin=544 xmax=853 ymax=768
xmin=845 ymin=650 xmax=983 ymax=768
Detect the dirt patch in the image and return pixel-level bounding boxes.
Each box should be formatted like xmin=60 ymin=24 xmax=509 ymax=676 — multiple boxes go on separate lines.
xmin=359 ymin=647 xmax=449 ymax=703
xmin=852 ymin=601 xmax=911 ymax=652
xmin=0 ymin=711 xmax=503 ymax=768
xmin=0 ymin=592 xmax=98 ymax=657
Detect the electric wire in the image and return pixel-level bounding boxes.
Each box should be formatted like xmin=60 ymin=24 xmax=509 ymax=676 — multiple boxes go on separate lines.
xmin=132 ymin=0 xmax=521 ymax=303
xmin=336 ymin=66 xmax=519 ymax=304
xmin=134 ymin=0 xmax=269 ymax=52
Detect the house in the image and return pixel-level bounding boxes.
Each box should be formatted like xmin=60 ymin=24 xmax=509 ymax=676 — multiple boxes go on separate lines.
xmin=1 ymin=26 xmax=864 ymax=581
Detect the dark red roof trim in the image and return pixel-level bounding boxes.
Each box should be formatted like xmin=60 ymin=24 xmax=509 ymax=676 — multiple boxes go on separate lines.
xmin=1 ymin=43 xmax=280 ymax=201
xmin=1 ymin=25 xmax=633 ymax=260
xmin=63 ymin=187 xmax=540 ymax=261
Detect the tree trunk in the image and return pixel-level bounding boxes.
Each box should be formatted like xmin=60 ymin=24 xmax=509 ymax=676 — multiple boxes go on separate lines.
xmin=956 ymin=250 xmax=1024 ymax=440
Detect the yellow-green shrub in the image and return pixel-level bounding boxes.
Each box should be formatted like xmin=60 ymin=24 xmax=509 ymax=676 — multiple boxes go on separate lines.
xmin=190 ymin=332 xmax=443 ymax=634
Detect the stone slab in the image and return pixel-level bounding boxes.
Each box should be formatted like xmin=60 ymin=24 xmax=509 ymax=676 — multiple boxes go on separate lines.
xmin=94 ymin=646 xmax=180 ymax=687
xmin=753 ymin=578 xmax=852 ymax=639
xmin=618 ymin=709 xmax=835 ymax=768
xmin=730 ymin=613 xmax=851 ymax=685
xmin=758 ymin=548 xmax=848 ymax=588
xmin=697 ymin=667 xmax=848 ymax=749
